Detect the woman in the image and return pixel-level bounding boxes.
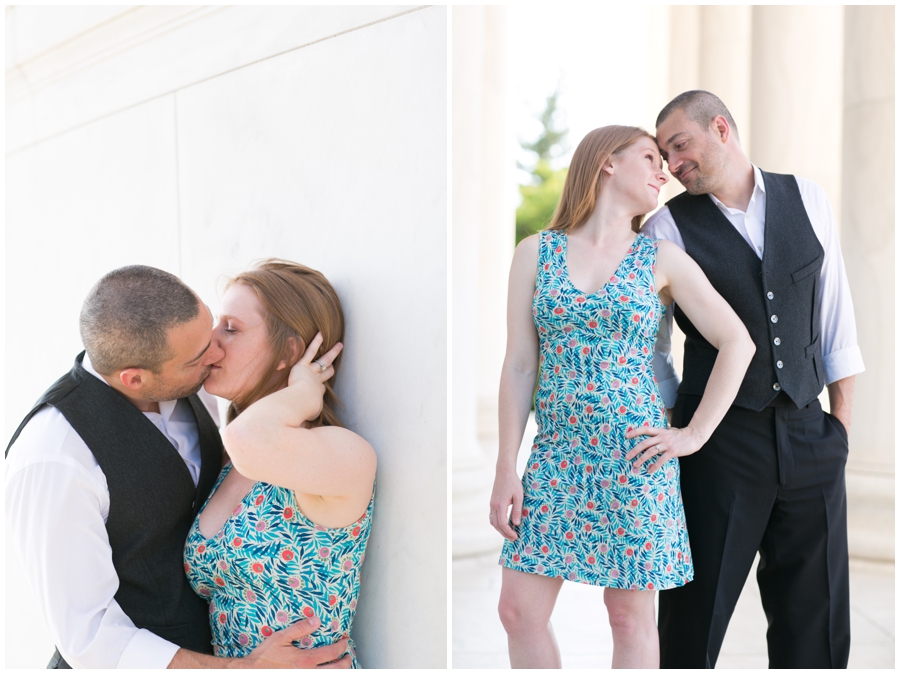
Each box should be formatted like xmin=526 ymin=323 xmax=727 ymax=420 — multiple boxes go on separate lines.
xmin=183 ymin=260 xmax=377 ymax=667
xmin=489 ymin=126 xmax=755 ymax=668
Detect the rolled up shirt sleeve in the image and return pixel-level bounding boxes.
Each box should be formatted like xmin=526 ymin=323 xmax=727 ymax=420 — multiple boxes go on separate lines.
xmin=5 ymin=413 xmax=180 ymax=669
xmin=797 ymin=177 xmax=865 ymax=383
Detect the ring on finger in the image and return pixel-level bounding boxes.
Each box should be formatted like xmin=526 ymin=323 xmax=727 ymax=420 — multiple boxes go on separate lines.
xmin=313 ymin=359 xmax=326 ymax=373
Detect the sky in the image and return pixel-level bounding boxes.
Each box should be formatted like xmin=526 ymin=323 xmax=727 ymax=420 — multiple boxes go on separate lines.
xmin=508 ymin=5 xmax=658 ymax=181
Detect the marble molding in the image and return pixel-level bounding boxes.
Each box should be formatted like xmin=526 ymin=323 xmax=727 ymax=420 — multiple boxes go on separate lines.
xmin=6 ymin=5 xmax=421 ymax=153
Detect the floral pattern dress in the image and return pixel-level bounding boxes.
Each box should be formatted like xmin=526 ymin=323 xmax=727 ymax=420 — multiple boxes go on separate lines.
xmin=184 ymin=464 xmax=373 ymax=667
xmin=499 ymin=230 xmax=693 ymax=590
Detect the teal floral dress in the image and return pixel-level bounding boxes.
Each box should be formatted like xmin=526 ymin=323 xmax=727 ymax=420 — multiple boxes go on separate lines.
xmin=499 ymin=230 xmax=693 ymax=590
xmin=184 ymin=464 xmax=373 ymax=667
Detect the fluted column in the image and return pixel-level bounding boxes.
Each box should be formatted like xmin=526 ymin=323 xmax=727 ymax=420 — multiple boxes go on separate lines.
xmin=749 ymin=6 xmax=844 ymax=216
xmin=698 ymin=6 xmax=752 ymax=151
xmin=476 ymin=6 xmax=512 ymax=443
xmin=840 ymin=6 xmax=894 ymax=561
xmin=452 ymin=6 xmax=511 ymax=557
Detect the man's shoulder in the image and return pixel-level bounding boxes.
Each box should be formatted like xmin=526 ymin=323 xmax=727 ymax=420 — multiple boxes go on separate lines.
xmin=790 ymin=174 xmax=829 ymax=201
xmin=6 ymin=405 xmax=100 ymax=478
xmin=760 ymin=169 xmax=827 ymax=197
xmin=642 ymin=205 xmax=682 ymax=245
xmin=643 ymin=205 xmax=672 ymax=230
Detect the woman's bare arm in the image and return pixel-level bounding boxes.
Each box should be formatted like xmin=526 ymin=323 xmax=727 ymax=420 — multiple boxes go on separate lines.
xmin=626 ymin=240 xmax=755 ymax=471
xmin=222 ymin=337 xmax=375 ymax=506
xmin=489 ymin=234 xmax=541 ymax=541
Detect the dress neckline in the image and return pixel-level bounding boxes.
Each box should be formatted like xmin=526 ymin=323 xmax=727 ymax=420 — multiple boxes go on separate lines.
xmin=194 ymin=463 xmax=260 ymax=541
xmin=559 ymin=230 xmax=643 ymax=297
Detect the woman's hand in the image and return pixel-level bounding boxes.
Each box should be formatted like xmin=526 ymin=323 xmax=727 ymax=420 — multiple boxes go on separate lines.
xmin=288 ymin=333 xmax=343 ymax=420
xmin=489 ymin=468 xmax=524 ymax=542
xmin=624 ymin=425 xmax=705 ymax=474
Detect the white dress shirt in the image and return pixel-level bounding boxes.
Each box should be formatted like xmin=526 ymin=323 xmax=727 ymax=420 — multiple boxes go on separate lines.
xmin=5 ymin=354 xmax=220 ymax=668
xmin=642 ymin=166 xmax=865 ymax=407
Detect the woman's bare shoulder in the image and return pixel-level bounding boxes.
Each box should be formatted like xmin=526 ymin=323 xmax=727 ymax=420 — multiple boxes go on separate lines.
xmin=516 ymin=232 xmax=542 ymax=257
xmin=510 ymin=232 xmax=544 ymax=280
xmin=654 ymin=238 xmax=695 ymax=271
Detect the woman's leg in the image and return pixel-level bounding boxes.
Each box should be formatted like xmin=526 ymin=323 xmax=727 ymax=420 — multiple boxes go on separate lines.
xmin=498 ymin=566 xmax=565 ymax=668
xmin=603 ymin=588 xmax=659 ymax=668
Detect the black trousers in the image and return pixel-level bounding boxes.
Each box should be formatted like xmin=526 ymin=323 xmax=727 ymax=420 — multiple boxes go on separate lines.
xmin=47 ymin=649 xmax=70 ymax=669
xmin=659 ymin=394 xmax=851 ymax=669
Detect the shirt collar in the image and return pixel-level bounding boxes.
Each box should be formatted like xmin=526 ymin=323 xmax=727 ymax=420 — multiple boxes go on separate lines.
xmin=708 ymin=164 xmax=766 ymax=214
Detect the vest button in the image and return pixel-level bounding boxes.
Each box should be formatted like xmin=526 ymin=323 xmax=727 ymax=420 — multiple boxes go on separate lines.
xmin=776 ymin=360 xmax=784 ymax=369
xmin=767 ymin=291 xmax=774 ymax=300
xmin=774 ymin=337 xmax=781 ymax=346
xmin=773 ymin=383 xmax=782 ymax=391
xmin=771 ymin=315 xmax=778 ymax=323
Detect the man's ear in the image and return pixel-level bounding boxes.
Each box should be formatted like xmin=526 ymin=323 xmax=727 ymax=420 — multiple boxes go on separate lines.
xmin=119 ymin=368 xmax=150 ymax=391
xmin=712 ymin=115 xmax=730 ymax=143
xmin=275 ymin=337 xmax=302 ymax=371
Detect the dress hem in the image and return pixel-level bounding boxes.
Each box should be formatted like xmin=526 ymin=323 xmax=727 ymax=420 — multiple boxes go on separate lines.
xmin=498 ymin=558 xmax=693 ymax=591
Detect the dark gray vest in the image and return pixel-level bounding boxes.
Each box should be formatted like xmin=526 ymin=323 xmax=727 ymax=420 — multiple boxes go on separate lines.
xmin=667 ymin=170 xmax=825 ymax=411
xmin=7 ymin=352 xmax=222 ymax=660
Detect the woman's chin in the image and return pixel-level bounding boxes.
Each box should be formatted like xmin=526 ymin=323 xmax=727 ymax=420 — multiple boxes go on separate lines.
xmin=203 ymin=371 xmax=227 ymax=399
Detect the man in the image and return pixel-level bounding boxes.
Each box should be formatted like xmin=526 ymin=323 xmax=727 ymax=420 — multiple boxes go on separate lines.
xmin=642 ymin=91 xmax=863 ymax=668
xmin=6 ymin=265 xmax=350 ymax=668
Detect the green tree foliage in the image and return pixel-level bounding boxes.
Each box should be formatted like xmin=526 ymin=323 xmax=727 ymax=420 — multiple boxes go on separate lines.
xmin=516 ymin=88 xmax=569 ymax=245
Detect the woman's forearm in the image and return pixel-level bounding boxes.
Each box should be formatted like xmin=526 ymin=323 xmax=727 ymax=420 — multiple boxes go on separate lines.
xmin=235 ymin=382 xmax=319 ymax=432
xmin=497 ymin=360 xmax=538 ymax=474
xmin=223 ymin=383 xmax=320 ymax=463
xmin=683 ymin=334 xmax=755 ymax=442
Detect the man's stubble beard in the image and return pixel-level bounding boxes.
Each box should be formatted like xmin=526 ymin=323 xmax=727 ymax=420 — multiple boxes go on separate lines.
xmin=679 ymin=143 xmax=728 ymax=196
xmin=143 ymin=367 xmax=212 ymax=402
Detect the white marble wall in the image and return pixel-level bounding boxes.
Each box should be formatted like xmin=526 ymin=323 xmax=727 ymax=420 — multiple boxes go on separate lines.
xmin=5 ymin=6 xmax=446 ymax=668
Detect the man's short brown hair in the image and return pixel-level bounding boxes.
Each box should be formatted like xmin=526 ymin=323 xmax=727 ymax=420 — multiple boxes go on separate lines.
xmin=656 ymin=90 xmax=740 ymax=140
xmin=79 ymin=265 xmax=199 ymax=374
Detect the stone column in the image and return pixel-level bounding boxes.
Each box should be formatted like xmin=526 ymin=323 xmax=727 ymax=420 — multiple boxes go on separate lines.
xmin=476 ymin=6 xmax=512 ymax=444
xmin=452 ymin=6 xmax=512 ymax=557
xmin=749 ymin=6 xmax=844 ymax=216
xmin=698 ymin=6 xmax=752 ymax=151
xmin=840 ymin=6 xmax=894 ymax=561
xmin=667 ymin=6 xmax=701 ymax=99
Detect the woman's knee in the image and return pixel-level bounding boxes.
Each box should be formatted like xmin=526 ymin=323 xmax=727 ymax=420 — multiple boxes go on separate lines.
xmin=604 ymin=589 xmax=654 ymax=635
xmin=497 ymin=591 xmax=535 ymax=634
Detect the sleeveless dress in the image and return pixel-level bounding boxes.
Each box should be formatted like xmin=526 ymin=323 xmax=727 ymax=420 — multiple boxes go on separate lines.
xmin=499 ymin=230 xmax=693 ymax=590
xmin=183 ymin=464 xmax=373 ymax=667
